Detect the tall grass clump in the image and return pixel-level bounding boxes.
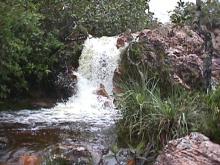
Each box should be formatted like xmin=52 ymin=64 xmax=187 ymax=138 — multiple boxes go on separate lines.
xmin=115 ymin=40 xmax=220 ymax=162
xmin=115 ymin=76 xmax=206 ymax=149
xmin=201 ymin=86 xmax=220 ymax=142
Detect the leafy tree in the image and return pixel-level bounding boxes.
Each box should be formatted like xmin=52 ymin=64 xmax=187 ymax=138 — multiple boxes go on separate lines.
xmin=35 ymin=0 xmax=154 ymax=36
xmin=170 ymin=0 xmax=220 ymax=28
xmin=0 ymin=1 xmax=62 ymax=98
xmin=170 ymin=0 xmax=193 ymax=26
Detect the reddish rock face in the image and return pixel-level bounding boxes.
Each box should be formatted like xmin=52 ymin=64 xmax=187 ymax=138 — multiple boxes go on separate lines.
xmin=19 ymin=155 xmax=41 ymax=165
xmin=116 ymin=36 xmax=127 ymax=49
xmin=155 ymin=132 xmax=220 ymax=165
xmin=116 ymin=32 xmax=134 ymax=49
xmin=117 ymin=25 xmax=220 ymax=89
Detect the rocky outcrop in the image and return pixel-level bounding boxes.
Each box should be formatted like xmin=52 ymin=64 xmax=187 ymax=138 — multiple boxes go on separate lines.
xmin=116 ymin=25 xmax=220 ymax=89
xmin=155 ymin=132 xmax=220 ymax=165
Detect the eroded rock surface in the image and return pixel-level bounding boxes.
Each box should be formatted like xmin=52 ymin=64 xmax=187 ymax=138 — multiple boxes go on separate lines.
xmin=155 ymin=132 xmax=220 ymax=165
xmin=116 ymin=25 xmax=220 ymax=89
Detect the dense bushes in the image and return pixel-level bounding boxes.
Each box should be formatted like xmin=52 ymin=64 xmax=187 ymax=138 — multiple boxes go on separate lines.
xmin=0 ymin=1 xmax=63 ymax=99
xmin=79 ymin=0 xmax=155 ymax=36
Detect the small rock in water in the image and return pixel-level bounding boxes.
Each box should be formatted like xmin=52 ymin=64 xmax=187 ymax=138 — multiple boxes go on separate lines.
xmin=48 ymin=144 xmax=93 ymax=165
xmin=100 ymin=148 xmax=134 ymax=165
xmin=96 ymin=84 xmax=109 ymax=98
xmin=19 ymin=155 xmax=41 ymax=165
xmin=0 ymin=137 xmax=8 ymax=150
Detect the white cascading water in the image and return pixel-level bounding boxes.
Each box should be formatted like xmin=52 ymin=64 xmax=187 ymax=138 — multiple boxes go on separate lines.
xmin=0 ymin=36 xmax=127 ymax=163
xmin=78 ymin=36 xmax=121 ymax=93
xmin=0 ymin=36 xmax=123 ymax=128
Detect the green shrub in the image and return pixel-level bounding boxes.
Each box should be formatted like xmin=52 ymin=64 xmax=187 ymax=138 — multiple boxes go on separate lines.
xmin=116 ymin=77 xmax=206 ymax=148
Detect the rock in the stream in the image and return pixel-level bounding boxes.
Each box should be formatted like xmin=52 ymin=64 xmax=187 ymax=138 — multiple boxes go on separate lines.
xmin=100 ymin=149 xmax=136 ymax=165
xmin=154 ymin=132 xmax=220 ymax=165
xmin=48 ymin=144 xmax=94 ymax=165
xmin=19 ymin=155 xmax=41 ymax=165
xmin=0 ymin=137 xmax=8 ymax=150
xmin=96 ymin=84 xmax=109 ymax=98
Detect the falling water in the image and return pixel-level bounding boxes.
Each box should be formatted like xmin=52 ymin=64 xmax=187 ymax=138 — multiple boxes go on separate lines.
xmin=0 ymin=36 xmax=125 ymax=163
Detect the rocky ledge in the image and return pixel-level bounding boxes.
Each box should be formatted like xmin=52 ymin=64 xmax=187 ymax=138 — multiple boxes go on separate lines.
xmin=116 ymin=25 xmax=220 ymax=90
xmin=155 ymin=132 xmax=220 ymax=165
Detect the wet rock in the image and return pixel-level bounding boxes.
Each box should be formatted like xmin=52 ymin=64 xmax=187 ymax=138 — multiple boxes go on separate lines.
xmin=116 ymin=32 xmax=133 ymax=49
xmin=0 ymin=137 xmax=8 ymax=150
xmin=30 ymin=99 xmax=56 ymax=109
xmin=19 ymin=155 xmax=41 ymax=165
xmin=56 ymin=70 xmax=78 ymax=99
xmin=96 ymin=84 xmax=109 ymax=98
xmin=117 ymin=36 xmax=127 ymax=49
xmin=113 ymin=67 xmax=124 ymax=94
xmin=155 ymin=132 xmax=220 ymax=165
xmin=100 ymin=149 xmax=135 ymax=165
xmin=49 ymin=144 xmax=93 ymax=165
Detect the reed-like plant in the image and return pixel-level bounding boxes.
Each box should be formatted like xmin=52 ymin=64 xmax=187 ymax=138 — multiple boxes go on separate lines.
xmin=115 ymin=76 xmax=207 ymax=149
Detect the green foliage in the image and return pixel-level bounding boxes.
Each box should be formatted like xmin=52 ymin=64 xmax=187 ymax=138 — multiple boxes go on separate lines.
xmin=202 ymin=86 xmax=220 ymax=142
xmin=36 ymin=0 xmax=154 ymax=36
xmin=116 ymin=75 xmax=220 ymax=154
xmin=0 ymin=0 xmax=155 ymax=99
xmin=79 ymin=0 xmax=155 ymax=36
xmin=170 ymin=0 xmax=193 ymax=26
xmin=170 ymin=0 xmax=220 ymax=28
xmin=116 ymin=37 xmax=220 ymax=156
xmin=207 ymin=86 xmax=220 ymax=110
xmin=0 ymin=1 xmax=63 ymax=98
xmin=116 ymin=77 xmax=203 ymax=148
xmin=45 ymin=157 xmax=72 ymax=165
xmin=116 ymin=27 xmax=220 ymax=156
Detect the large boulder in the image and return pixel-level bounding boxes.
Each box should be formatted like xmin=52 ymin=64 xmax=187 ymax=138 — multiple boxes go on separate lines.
xmin=155 ymin=132 xmax=220 ymax=165
xmin=116 ymin=25 xmax=220 ymax=89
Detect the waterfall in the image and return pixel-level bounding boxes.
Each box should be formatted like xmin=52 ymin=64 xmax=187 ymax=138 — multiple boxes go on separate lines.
xmin=78 ymin=36 xmax=121 ymax=93
xmin=0 ymin=36 xmax=123 ymax=127
xmin=0 ymin=35 xmax=127 ymax=164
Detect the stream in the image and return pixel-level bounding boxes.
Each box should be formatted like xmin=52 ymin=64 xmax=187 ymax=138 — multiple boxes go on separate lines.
xmin=0 ymin=36 xmax=124 ymax=164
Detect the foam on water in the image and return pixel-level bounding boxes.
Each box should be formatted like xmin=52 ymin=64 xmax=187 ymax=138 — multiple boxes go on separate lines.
xmin=0 ymin=36 xmax=123 ymax=129
xmin=78 ymin=36 xmax=121 ymax=93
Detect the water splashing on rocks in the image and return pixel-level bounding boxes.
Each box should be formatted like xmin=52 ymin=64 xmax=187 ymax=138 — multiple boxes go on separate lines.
xmin=0 ymin=36 xmax=125 ymax=164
